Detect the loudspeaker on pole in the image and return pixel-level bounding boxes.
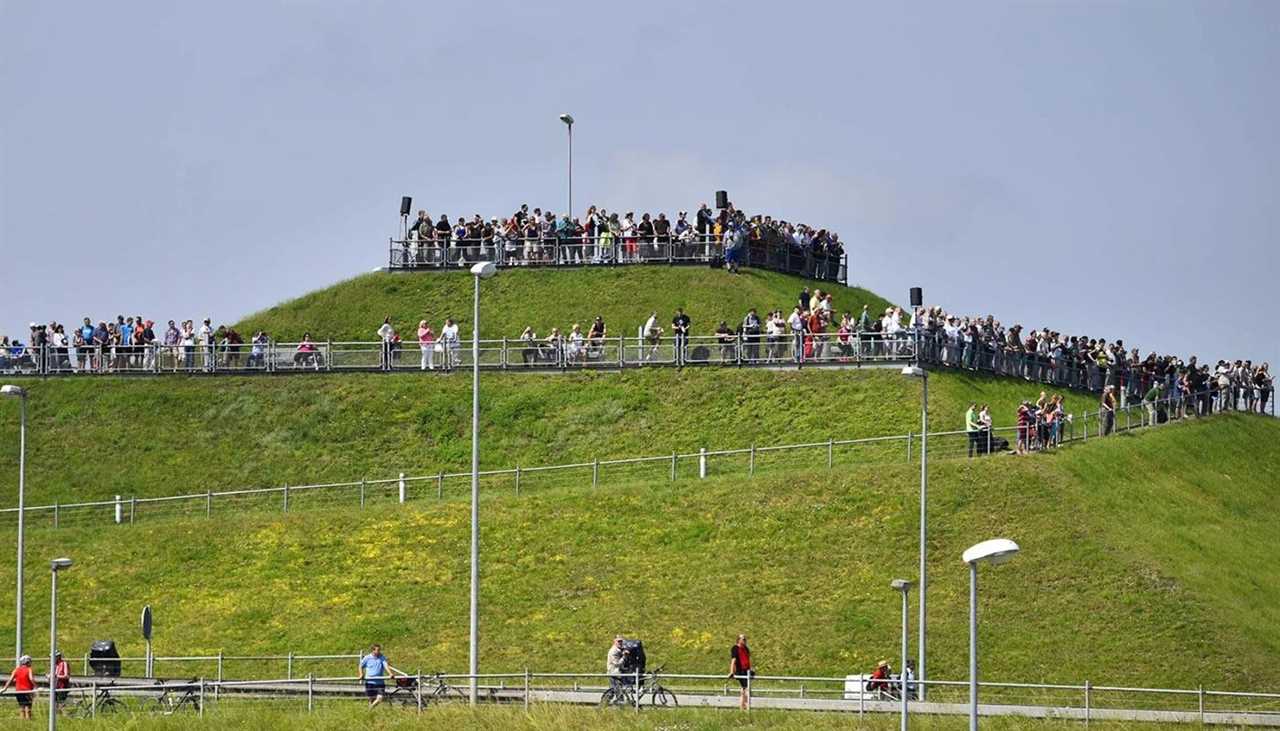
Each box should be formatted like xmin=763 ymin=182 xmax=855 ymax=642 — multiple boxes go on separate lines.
xmin=400 ymin=196 xmax=413 ymax=217
xmin=909 ymin=287 xmax=923 ymax=308
xmin=715 ymin=190 xmax=729 ymax=209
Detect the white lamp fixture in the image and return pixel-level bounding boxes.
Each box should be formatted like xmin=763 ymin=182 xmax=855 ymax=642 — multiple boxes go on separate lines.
xmin=963 ymin=538 xmax=1020 ymax=731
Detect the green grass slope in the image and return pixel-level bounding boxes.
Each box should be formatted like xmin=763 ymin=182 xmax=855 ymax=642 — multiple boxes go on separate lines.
xmin=233 ymin=267 xmax=896 ymax=341
xmin=2 ymin=415 xmax=1277 ymax=694
xmin=0 ymin=368 xmax=1093 ymax=506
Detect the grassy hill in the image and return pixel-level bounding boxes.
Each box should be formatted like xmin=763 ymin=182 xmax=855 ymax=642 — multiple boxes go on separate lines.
xmin=232 ymin=267 xmax=896 ymax=341
xmin=1 ymin=414 xmax=1277 ymax=696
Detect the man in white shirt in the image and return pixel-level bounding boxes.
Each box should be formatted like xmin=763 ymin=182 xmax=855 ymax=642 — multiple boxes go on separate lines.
xmin=787 ymin=307 xmax=806 ymax=363
xmin=441 ymin=318 xmax=460 ymax=371
xmin=199 ymin=318 xmax=214 ymax=371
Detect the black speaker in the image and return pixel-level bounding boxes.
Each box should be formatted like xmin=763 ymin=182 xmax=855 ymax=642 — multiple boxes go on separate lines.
xmin=715 ymin=190 xmax=729 ymax=209
xmin=400 ymin=196 xmax=412 ymax=217
xmin=909 ymin=287 xmax=923 ymax=308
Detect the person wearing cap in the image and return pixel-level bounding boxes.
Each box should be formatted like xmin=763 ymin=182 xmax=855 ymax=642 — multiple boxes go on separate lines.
xmin=867 ymin=659 xmax=892 ymax=697
xmin=53 ymin=651 xmax=70 ymax=710
xmin=1 ymin=655 xmax=36 ymax=719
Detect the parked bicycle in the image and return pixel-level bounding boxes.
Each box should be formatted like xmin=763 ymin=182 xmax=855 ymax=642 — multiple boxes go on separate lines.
xmin=148 ymin=678 xmax=201 ymax=715
xmin=68 ymin=682 xmax=126 ymax=717
xmin=599 ymin=665 xmax=678 ymax=708
xmin=386 ymin=673 xmax=474 ymax=707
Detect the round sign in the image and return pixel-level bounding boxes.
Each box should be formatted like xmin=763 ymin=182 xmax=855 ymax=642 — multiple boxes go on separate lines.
xmin=141 ymin=605 xmax=153 ymax=641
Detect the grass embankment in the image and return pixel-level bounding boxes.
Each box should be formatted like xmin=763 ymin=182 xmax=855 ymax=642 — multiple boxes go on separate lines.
xmin=1 ymin=415 xmax=1276 ymax=695
xmin=0 ymin=368 xmax=1092 ymax=507
xmin=233 ymin=267 xmax=896 ymax=341
xmin=1 ymin=701 xmax=1196 ymax=730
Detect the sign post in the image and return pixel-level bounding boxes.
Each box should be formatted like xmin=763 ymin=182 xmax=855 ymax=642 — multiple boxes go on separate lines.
xmin=141 ymin=605 xmax=153 ymax=678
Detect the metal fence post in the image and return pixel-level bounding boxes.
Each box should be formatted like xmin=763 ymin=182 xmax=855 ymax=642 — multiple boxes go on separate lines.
xmin=130 ymin=497 xmax=136 ymax=524
xmin=592 ymin=459 xmax=599 ymax=488
xmin=287 ymin=652 xmax=293 ymax=680
xmin=671 ymin=452 xmax=677 ymax=481
xmin=828 ymin=438 xmax=834 ymax=469
xmin=699 ymin=448 xmax=707 ymax=478
xmin=283 ymin=483 xmax=289 ymax=512
xmin=749 ymin=443 xmax=755 ymax=477
xmin=206 ymin=490 xmax=212 ymax=518
xmin=53 ymin=502 xmax=59 ymax=530
xmin=216 ymin=651 xmax=224 ymax=700
xmin=198 ymin=678 xmax=204 ymax=718
xmin=399 ymin=472 xmax=406 ymax=504
xmin=1199 ymin=684 xmax=1204 ymax=725
xmin=360 ymin=479 xmax=366 ymax=508
xmin=416 ymin=672 xmax=423 ymax=713
xmin=1084 ymin=679 xmax=1091 ymax=727
xmin=635 ymin=668 xmax=641 ymax=712
xmin=91 ymin=680 xmax=97 ymax=717
xmin=907 ymin=432 xmax=913 ymax=463
xmin=437 ymin=472 xmax=444 ymax=499
xmin=524 ymin=668 xmax=530 ymax=711
xmin=746 ymin=671 xmax=752 ymax=712
xmin=307 ymin=673 xmax=314 ymax=713
xmin=114 ymin=495 xmax=122 ymax=524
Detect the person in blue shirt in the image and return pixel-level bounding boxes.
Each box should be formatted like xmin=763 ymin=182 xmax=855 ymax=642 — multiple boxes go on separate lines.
xmin=358 ymin=644 xmax=404 ymax=707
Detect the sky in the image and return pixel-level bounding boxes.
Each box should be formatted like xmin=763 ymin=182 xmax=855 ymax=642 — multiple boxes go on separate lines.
xmin=3 ymin=1 xmax=1278 ymax=369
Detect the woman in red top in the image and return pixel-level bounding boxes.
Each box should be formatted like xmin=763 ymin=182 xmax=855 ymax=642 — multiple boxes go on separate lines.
xmin=728 ymin=634 xmax=753 ymax=710
xmin=1 ymin=655 xmax=36 ymax=719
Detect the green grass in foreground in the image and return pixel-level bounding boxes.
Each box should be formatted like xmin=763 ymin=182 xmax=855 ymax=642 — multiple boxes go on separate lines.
xmin=0 ymin=367 xmax=1094 ymax=506
xmin=8 ymin=702 xmax=1196 ymax=730
xmin=233 ymin=267 xmax=897 ymax=342
xmin=1 ymin=415 xmax=1276 ymax=695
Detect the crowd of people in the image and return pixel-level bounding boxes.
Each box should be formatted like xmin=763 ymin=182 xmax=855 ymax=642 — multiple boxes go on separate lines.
xmin=396 ymin=201 xmax=845 ymax=277
xmin=3 ymin=292 xmax=1274 ymax=420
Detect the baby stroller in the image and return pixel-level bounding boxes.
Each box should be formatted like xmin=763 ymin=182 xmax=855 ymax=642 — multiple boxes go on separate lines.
xmin=616 ymin=640 xmax=646 ymax=686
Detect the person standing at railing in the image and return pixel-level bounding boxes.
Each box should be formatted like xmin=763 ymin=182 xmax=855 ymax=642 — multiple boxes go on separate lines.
xmin=1100 ymin=386 xmax=1117 ymax=435
xmin=52 ymin=651 xmax=70 ymax=713
xmin=1256 ymin=364 xmax=1273 ymax=415
xmin=788 ymin=307 xmax=806 ymax=364
xmin=672 ymin=308 xmax=690 ymax=366
xmin=741 ymin=309 xmax=762 ymax=363
xmin=0 ymin=655 xmax=36 ymax=720
xmin=249 ymin=331 xmax=268 ymax=369
xmin=966 ymin=402 xmax=981 ymax=458
xmin=140 ymin=319 xmax=158 ymax=371
xmin=728 ymin=634 xmax=753 ymax=710
xmin=440 ymin=318 xmax=460 ymax=371
xmin=417 ymin=320 xmax=435 ymax=371
xmin=1143 ymin=381 xmax=1165 ymax=425
xmin=377 ymin=317 xmax=396 ymax=371
xmin=358 ymin=644 xmax=404 ymax=708
xmin=587 ymin=316 xmax=606 ymax=360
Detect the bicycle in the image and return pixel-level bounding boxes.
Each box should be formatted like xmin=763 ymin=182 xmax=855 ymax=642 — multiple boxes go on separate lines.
xmin=386 ymin=673 xmax=472 ymax=708
xmin=148 ymin=678 xmax=201 ymax=715
xmin=68 ymin=683 xmax=127 ymax=718
xmin=599 ymin=665 xmax=678 ymax=708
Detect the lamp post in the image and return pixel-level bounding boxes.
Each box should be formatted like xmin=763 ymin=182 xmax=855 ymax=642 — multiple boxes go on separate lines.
xmin=468 ymin=261 xmax=497 ymax=706
xmin=2 ymin=384 xmax=28 ymax=663
xmin=558 ymin=114 xmax=574 ymax=218
xmin=899 ymin=363 xmax=927 ymax=698
xmin=890 ymin=578 xmax=913 ymax=731
xmin=49 ymin=557 xmax=71 ymax=731
xmin=962 ymin=539 xmax=1020 ymax=731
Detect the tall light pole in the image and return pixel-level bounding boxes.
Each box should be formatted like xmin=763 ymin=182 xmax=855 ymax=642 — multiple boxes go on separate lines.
xmin=962 ymin=539 xmax=1020 ymax=731
xmin=558 ymin=114 xmax=574 ymax=218
xmin=49 ymin=557 xmax=72 ymax=731
xmin=890 ymin=579 xmax=913 ymax=731
xmin=2 ymin=384 xmax=28 ymax=663
xmin=468 ymin=261 xmax=497 ymax=706
xmin=899 ymin=361 xmax=927 ymax=698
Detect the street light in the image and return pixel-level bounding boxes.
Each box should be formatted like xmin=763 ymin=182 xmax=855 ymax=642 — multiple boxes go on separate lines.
xmin=890 ymin=578 xmax=913 ymax=731
xmin=2 ymin=384 xmax=28 ymax=663
xmin=899 ymin=363 xmax=927 ymax=698
xmin=49 ymin=557 xmax=71 ymax=731
xmin=558 ymin=113 xmax=574 ymax=218
xmin=468 ymin=261 xmax=497 ymax=706
xmin=962 ymin=538 xmax=1020 ymax=731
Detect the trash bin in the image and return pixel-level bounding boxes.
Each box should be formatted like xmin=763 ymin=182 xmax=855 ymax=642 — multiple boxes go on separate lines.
xmin=88 ymin=640 xmax=121 ymax=677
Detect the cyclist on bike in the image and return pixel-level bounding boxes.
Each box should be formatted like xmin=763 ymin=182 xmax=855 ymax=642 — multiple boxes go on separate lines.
xmin=358 ymin=644 xmax=405 ymax=708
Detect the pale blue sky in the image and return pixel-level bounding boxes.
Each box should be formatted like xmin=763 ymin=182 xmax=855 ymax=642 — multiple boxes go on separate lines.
xmin=3 ymin=1 xmax=1277 ymax=368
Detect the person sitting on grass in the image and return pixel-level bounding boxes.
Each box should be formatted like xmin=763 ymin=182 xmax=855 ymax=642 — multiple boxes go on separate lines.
xmin=358 ymin=644 xmax=405 ymax=708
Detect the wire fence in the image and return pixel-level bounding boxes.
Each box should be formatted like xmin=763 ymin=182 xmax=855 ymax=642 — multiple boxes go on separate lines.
xmin=0 ymin=387 xmax=1253 ymax=532
xmin=13 ymin=669 xmax=1278 ymax=725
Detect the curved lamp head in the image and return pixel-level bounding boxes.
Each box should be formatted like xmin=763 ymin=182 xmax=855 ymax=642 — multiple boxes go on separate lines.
xmin=470 ymin=261 xmax=497 ymax=279
xmin=1 ymin=384 xmax=27 ymax=397
xmin=559 ymin=113 xmax=574 ymax=125
xmin=50 ymin=557 xmax=72 ymax=571
xmin=890 ymin=578 xmax=913 ymax=592
xmin=963 ymin=538 xmax=1020 ymax=566
xmin=900 ymin=365 xmax=925 ymax=378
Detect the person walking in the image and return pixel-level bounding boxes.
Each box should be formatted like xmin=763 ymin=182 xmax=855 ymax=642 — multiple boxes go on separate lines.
xmin=358 ymin=644 xmax=404 ymax=708
xmin=728 ymin=634 xmax=753 ymax=710
xmin=1 ymin=655 xmax=36 ymax=720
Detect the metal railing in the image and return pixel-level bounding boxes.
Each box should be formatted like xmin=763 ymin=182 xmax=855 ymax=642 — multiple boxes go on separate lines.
xmin=24 ymin=669 xmax=1280 ymax=725
xmin=0 ymin=387 xmax=1246 ymax=531
xmin=386 ymin=235 xmax=848 ymax=283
